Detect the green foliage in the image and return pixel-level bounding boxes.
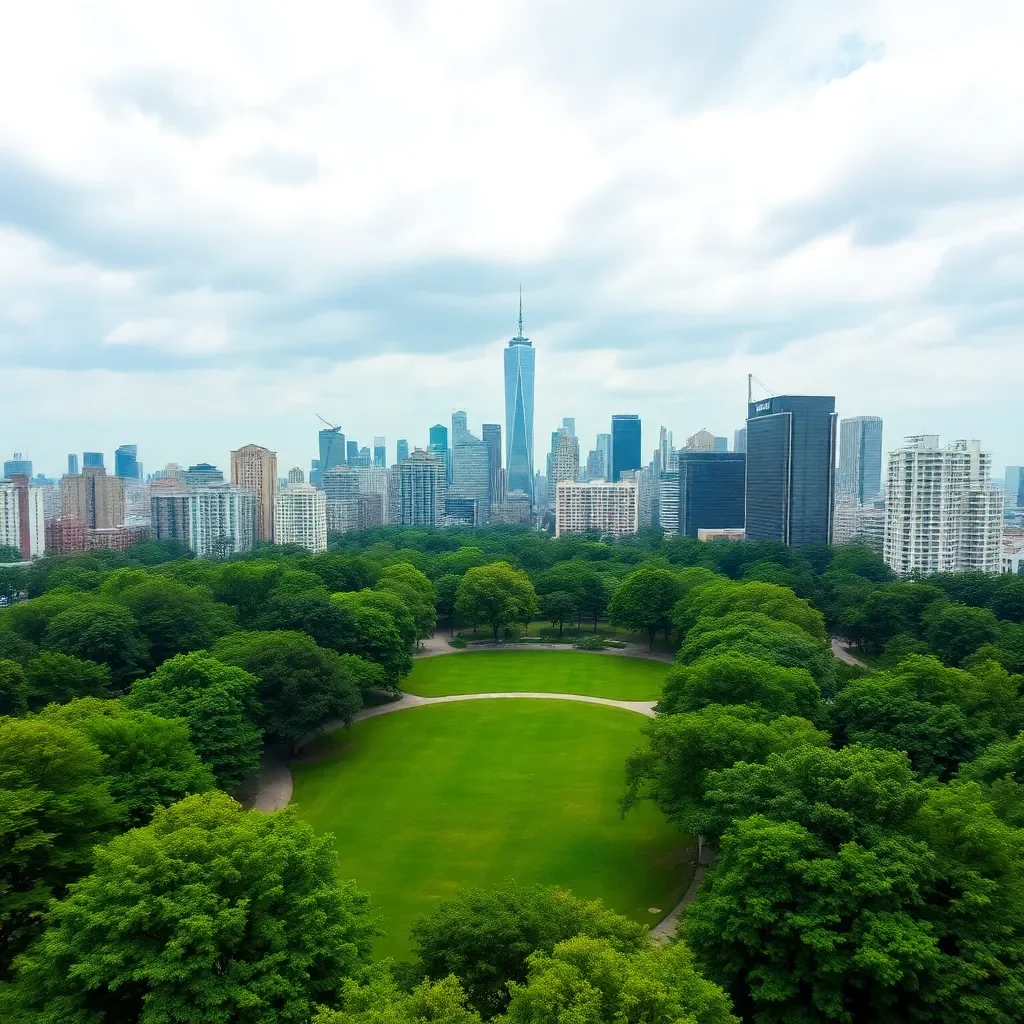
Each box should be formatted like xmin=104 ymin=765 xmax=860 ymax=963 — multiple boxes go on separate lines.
xmin=38 ymin=698 xmax=215 ymax=826
xmin=848 ymin=582 xmax=945 ymax=653
xmin=314 ymin=967 xmax=482 ymax=1024
xmin=42 ymin=603 xmax=150 ymax=687
xmin=658 ymin=652 xmax=823 ymax=723
xmin=0 ymin=658 xmax=29 ymax=716
xmin=0 ymin=717 xmax=119 ymax=971
xmin=0 ymin=544 xmax=21 ymax=563
xmin=125 ymin=652 xmax=263 ymax=790
xmin=959 ymin=732 xmax=1024 ymax=826
xmin=454 ymin=563 xmax=539 ymax=640
xmin=377 ymin=563 xmax=437 ymax=640
xmin=503 ymin=936 xmax=738 ymax=1024
xmin=210 ymin=560 xmax=283 ymax=622
xmin=572 ymin=634 xmax=605 ymax=650
xmin=10 ymin=792 xmax=376 ymax=1023
xmin=674 ymin=579 xmax=826 ymax=642
xmin=410 ymin=882 xmax=647 ymax=1017
xmin=436 ymin=573 xmax=462 ymax=634
xmin=23 ymin=652 xmax=113 ymax=711
xmin=214 ymin=630 xmax=363 ymax=745
xmin=539 ymin=590 xmax=579 ymax=637
xmin=608 ymin=567 xmax=684 ymax=649
xmin=922 ymin=600 xmax=1001 ymax=666
xmin=448 ymin=637 xmax=467 ymax=648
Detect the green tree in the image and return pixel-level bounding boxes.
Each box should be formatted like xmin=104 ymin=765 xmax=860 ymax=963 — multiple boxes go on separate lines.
xmin=210 ymin=560 xmax=283 ymax=623
xmin=454 ymin=563 xmax=539 ymax=640
xmin=923 ymin=601 xmax=1001 ymax=666
xmin=0 ymin=717 xmax=119 ymax=971
xmin=503 ymin=936 xmax=738 ymax=1024
xmin=621 ymin=705 xmax=828 ymax=838
xmin=608 ymin=567 xmax=684 ymax=649
xmin=39 ymin=698 xmax=215 ymax=825
xmin=0 ymin=544 xmax=21 ymax=563
xmin=377 ymin=563 xmax=437 ymax=642
xmin=334 ymin=589 xmax=418 ymax=651
xmin=10 ymin=792 xmax=375 ymax=1023
xmin=313 ymin=967 xmax=481 ymax=1024
xmin=673 ymin=580 xmax=826 ymax=642
xmin=214 ymin=631 xmax=363 ymax=747
xmin=959 ymin=732 xmax=1024 ymax=826
xmin=125 ymin=653 xmax=263 ymax=790
xmin=539 ymin=590 xmax=579 ymax=638
xmin=0 ymin=658 xmax=29 ymax=716
xmin=410 ymin=882 xmax=647 ymax=1017
xmin=850 ymin=582 xmax=945 ymax=653
xmin=306 ymin=553 xmax=379 ymax=592
xmin=42 ymin=604 xmax=150 ymax=687
xmin=4 ymin=591 xmax=79 ymax=646
xmin=658 ymin=652 xmax=822 ymax=723
xmin=23 ymin=652 xmax=113 ymax=710
xmin=435 ymin=573 xmax=461 ymax=636
xmin=258 ymin=587 xmax=359 ymax=650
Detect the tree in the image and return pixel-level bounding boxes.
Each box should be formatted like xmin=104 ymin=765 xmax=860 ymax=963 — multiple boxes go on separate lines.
xmin=923 ymin=601 xmax=1001 ymax=666
xmin=4 ymin=591 xmax=79 ymax=646
xmin=0 ymin=544 xmax=21 ymax=563
xmin=658 ymin=652 xmax=822 ymax=723
xmin=435 ymin=573 xmax=461 ymax=636
xmin=539 ymin=590 xmax=579 ymax=638
xmin=10 ymin=793 xmax=375 ymax=1023
xmin=504 ymin=936 xmax=738 ymax=1024
xmin=850 ymin=582 xmax=945 ymax=653
xmin=344 ymin=606 xmax=411 ymax=687
xmin=39 ymin=698 xmax=215 ymax=826
xmin=23 ymin=652 xmax=113 ymax=711
xmin=621 ymin=705 xmax=828 ymax=839
xmin=334 ymin=589 xmax=418 ymax=652
xmin=0 ymin=717 xmax=119 ymax=971
xmin=305 ymin=553 xmax=379 ymax=592
xmin=125 ymin=653 xmax=263 ymax=790
xmin=42 ymin=603 xmax=150 ymax=687
xmin=608 ymin=568 xmax=684 ymax=649
xmin=578 ymin=570 xmax=609 ymax=632
xmin=313 ymin=968 xmax=482 ymax=1024
xmin=0 ymin=658 xmax=28 ymax=716
xmin=959 ymin=732 xmax=1024 ymax=826
xmin=377 ymin=563 xmax=437 ymax=642
xmin=410 ymin=882 xmax=647 ymax=1017
xmin=673 ymin=580 xmax=826 ymax=643
xmin=210 ymin=560 xmax=283 ymax=622
xmin=258 ymin=587 xmax=359 ymax=651
xmin=214 ymin=631 xmax=363 ymax=747
xmin=454 ymin=563 xmax=539 ymax=640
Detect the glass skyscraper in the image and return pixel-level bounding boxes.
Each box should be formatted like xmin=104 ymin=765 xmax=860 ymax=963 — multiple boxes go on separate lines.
xmin=610 ymin=415 xmax=641 ymax=484
xmin=346 ymin=440 xmax=359 ymax=464
xmin=114 ymin=444 xmax=139 ymax=480
xmin=83 ymin=452 xmax=104 ymax=469
xmin=504 ymin=300 xmax=535 ymax=502
xmin=677 ymin=452 xmax=746 ymax=537
xmin=396 ymin=439 xmax=410 ymax=465
xmin=746 ymin=395 xmax=837 ymax=545
xmin=837 ymin=416 xmax=883 ymax=504
xmin=482 ymin=424 xmax=502 ymax=504
xmin=373 ymin=437 xmax=386 ymax=468
xmin=428 ymin=423 xmax=450 ymax=484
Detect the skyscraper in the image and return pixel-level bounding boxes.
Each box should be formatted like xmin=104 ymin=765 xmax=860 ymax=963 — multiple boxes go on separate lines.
xmin=610 ymin=415 xmax=641 ymax=483
xmin=373 ymin=438 xmax=386 ymax=468
xmin=287 ymin=467 xmax=305 ymax=484
xmin=837 ymin=416 xmax=883 ymax=504
xmin=346 ymin=440 xmax=359 ymax=464
xmin=504 ymin=295 xmax=535 ymax=503
xmin=3 ymin=453 xmax=32 ymax=478
xmin=61 ymin=467 xmax=125 ymax=529
xmin=114 ymin=444 xmax=140 ymax=480
xmin=230 ymin=444 xmax=277 ymax=543
xmin=555 ymin=480 xmax=638 ymax=538
xmin=67 ymin=454 xmax=79 ymax=476
xmin=733 ymin=428 xmax=747 ymax=454
xmin=396 ymin=439 xmax=410 ymax=465
xmin=885 ymin=437 xmax=1003 ymax=575
xmin=482 ymin=424 xmax=503 ymax=504
xmin=745 ymin=395 xmax=837 ymax=546
xmin=274 ymin=484 xmax=327 ymax=553
xmin=550 ymin=431 xmax=580 ymax=488
xmin=452 ymin=411 xmax=469 ymax=444
xmin=428 ymin=424 xmax=450 ymax=485
xmin=0 ymin=476 xmax=45 ymax=559
xmin=452 ymin=437 xmax=492 ymax=523
xmin=562 ymin=417 xmax=576 ymax=439
xmin=319 ymin=428 xmax=345 ymax=480
xmin=713 ymin=436 xmax=728 ymax=453
xmin=189 ymin=485 xmax=256 ymax=558
xmin=150 ymin=481 xmax=190 ymax=544
xmin=1004 ymin=466 xmax=1022 ymax=503
xmin=398 ymin=450 xmax=446 ymax=525
xmin=596 ymin=434 xmax=612 ymax=481
xmin=677 ymin=452 xmax=746 ymax=538
xmin=83 ymin=452 xmax=104 ymax=469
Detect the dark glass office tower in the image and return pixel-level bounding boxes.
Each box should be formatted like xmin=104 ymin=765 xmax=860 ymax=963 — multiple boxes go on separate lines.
xmin=837 ymin=416 xmax=883 ymax=503
xmin=678 ymin=452 xmax=746 ymax=537
xmin=504 ymin=299 xmax=535 ymax=502
xmin=428 ymin=424 xmax=450 ymax=484
xmin=482 ymin=424 xmax=502 ymax=503
xmin=373 ymin=438 xmax=386 ymax=468
xmin=114 ymin=444 xmax=139 ymax=479
xmin=83 ymin=452 xmax=104 ymax=469
xmin=346 ymin=440 xmax=359 ymax=464
xmin=745 ymin=395 xmax=837 ymax=545
xmin=610 ymin=415 xmax=641 ymax=483
xmin=319 ymin=428 xmax=345 ymax=480
xmin=396 ymin=439 xmax=410 ymax=464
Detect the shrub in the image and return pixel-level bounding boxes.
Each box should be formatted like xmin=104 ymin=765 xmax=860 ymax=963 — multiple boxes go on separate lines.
xmin=573 ymin=634 xmax=606 ymax=650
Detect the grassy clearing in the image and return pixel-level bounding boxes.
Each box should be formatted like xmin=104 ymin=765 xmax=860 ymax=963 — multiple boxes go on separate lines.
xmin=291 ymin=701 xmax=692 ymax=959
xmin=404 ymin=650 xmax=668 ymax=700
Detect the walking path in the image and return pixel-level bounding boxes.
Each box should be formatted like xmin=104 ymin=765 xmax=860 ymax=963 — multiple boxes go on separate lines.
xmin=830 ymin=638 xmax=868 ymax=668
xmin=416 ymin=632 xmax=675 ymax=663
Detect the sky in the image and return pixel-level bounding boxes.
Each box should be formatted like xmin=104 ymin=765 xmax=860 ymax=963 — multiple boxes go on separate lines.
xmin=1 ymin=0 xmax=1022 ymax=479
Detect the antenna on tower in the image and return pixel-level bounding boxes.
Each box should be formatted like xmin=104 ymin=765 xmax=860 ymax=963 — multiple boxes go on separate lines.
xmin=747 ymin=373 xmax=776 ymax=403
xmin=518 ymin=285 xmax=524 ymax=339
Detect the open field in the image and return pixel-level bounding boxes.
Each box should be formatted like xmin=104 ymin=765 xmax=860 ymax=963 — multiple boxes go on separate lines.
xmin=403 ymin=650 xmax=668 ymax=699
xmin=291 ymin=700 xmax=692 ymax=958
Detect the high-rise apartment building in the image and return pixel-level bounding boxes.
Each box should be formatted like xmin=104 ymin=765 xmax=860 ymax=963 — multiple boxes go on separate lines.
xmin=61 ymin=467 xmax=125 ymax=529
xmin=733 ymin=428 xmax=747 ymax=454
xmin=373 ymin=438 xmax=386 ymax=468
xmin=0 ymin=475 xmax=45 ymax=559
xmin=884 ymin=436 xmax=1003 ymax=575
xmin=504 ymin=298 xmax=535 ymax=503
xmin=610 ymin=415 xmax=641 ymax=483
xmin=396 ymin=439 xmax=410 ymax=465
xmin=837 ymin=416 xmax=883 ymax=505
xmin=181 ymin=463 xmax=224 ymax=488
xmin=355 ymin=467 xmax=391 ymax=525
xmin=481 ymin=424 xmax=503 ymax=504
xmin=323 ymin=467 xmax=361 ymax=533
xmin=67 ymin=454 xmax=79 ymax=475
xmin=3 ymin=454 xmax=32 ymax=478
xmin=287 ymin=467 xmax=305 ymax=484
xmin=833 ymin=502 xmax=886 ymax=552
xmin=189 ymin=485 xmax=256 ymax=559
xmin=444 ymin=496 xmax=478 ymax=527
xmin=745 ymin=395 xmax=837 ymax=546
xmin=550 ymin=431 xmax=580 ymax=488
xmin=83 ymin=452 xmax=104 ymax=469
xmin=658 ymin=471 xmax=681 ymax=535
xmin=677 ymin=452 xmax=746 ymax=538
xmin=397 ymin=450 xmax=446 ymax=525
xmin=658 ymin=428 xmax=675 ymax=472
xmin=114 ymin=444 xmax=140 ymax=480
xmin=124 ymin=483 xmax=151 ymax=527
xmin=555 ymin=480 xmax=638 ymax=538
xmin=230 ymin=444 xmax=277 ymax=543
xmin=274 ymin=484 xmax=327 ymax=553
xmin=150 ymin=481 xmax=190 ymax=544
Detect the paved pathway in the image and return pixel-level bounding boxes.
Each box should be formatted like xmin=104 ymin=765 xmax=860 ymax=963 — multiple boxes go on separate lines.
xmin=416 ymin=632 xmax=675 ymax=663
xmin=830 ymin=638 xmax=868 ymax=668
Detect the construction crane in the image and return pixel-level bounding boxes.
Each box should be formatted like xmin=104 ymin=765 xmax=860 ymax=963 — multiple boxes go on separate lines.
xmin=747 ymin=373 xmax=776 ymax=403
xmin=316 ymin=414 xmax=341 ymax=432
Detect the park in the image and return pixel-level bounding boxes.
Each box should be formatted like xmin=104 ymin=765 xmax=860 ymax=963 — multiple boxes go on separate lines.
xmin=288 ymin=649 xmax=692 ymax=957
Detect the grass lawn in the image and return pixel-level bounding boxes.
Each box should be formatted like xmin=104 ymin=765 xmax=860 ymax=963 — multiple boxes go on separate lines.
xmin=404 ymin=650 xmax=668 ymax=700
xmin=291 ymin=701 xmax=692 ymax=959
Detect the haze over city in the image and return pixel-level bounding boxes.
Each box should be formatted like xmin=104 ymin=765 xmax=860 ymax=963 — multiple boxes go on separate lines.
xmin=2 ymin=0 xmax=1022 ymax=473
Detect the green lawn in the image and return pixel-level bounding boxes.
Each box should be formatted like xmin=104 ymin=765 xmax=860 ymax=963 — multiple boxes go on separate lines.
xmin=291 ymin=701 xmax=692 ymax=959
xmin=404 ymin=650 xmax=668 ymax=700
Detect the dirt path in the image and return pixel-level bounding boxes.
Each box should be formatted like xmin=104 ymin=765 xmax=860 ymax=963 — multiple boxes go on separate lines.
xmin=830 ymin=638 xmax=868 ymax=667
xmin=416 ymin=632 xmax=675 ymax=663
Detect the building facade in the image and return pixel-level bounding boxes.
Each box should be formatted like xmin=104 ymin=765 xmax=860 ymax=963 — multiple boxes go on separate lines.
xmin=287 ymin=467 xmax=305 ymax=484
xmin=397 ymin=450 xmax=446 ymax=526
xmin=114 ymin=444 xmax=140 ymax=480
xmin=230 ymin=444 xmax=277 ymax=543
xmin=428 ymin=424 xmax=451 ymax=486
xmin=481 ymin=424 xmax=503 ymax=505
xmin=189 ymin=485 xmax=256 ymax=558
xmin=61 ymin=467 xmax=125 ymax=529
xmin=452 ymin=439 xmax=492 ymax=524
xmin=83 ymin=452 xmax=104 ymax=469
xmin=150 ymin=483 xmax=190 ymax=543
xmin=884 ymin=436 xmax=1004 ymax=575
xmin=676 ymin=452 xmax=746 ymax=538
xmin=396 ymin=439 xmax=410 ymax=465
xmin=3 ymin=454 xmax=32 ymax=478
xmin=1006 ymin=466 xmax=1023 ymax=506
xmin=373 ymin=438 xmax=386 ymax=468
xmin=181 ymin=463 xmax=224 ymax=488
xmin=733 ymin=428 xmax=747 ymax=453
xmin=67 ymin=454 xmax=79 ymax=475
xmin=355 ymin=467 xmax=391 ymax=525
xmin=610 ymin=415 xmax=641 ymax=484
xmin=550 ymin=431 xmax=580 ymax=488
xmin=274 ymin=484 xmax=327 ymax=553
xmin=833 ymin=502 xmax=886 ymax=551
xmin=0 ymin=476 xmax=45 ymax=558
xmin=504 ymin=302 xmax=535 ymax=502
xmin=837 ymin=416 xmax=883 ymax=504
xmin=745 ymin=395 xmax=837 ymax=546
xmin=554 ymin=480 xmax=638 ymax=539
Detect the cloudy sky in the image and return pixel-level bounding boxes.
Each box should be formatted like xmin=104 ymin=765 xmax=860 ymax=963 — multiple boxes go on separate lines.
xmin=1 ymin=0 xmax=1022 ymax=479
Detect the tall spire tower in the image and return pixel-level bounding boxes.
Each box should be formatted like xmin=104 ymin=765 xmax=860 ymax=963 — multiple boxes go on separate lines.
xmin=504 ymin=290 xmax=535 ymax=504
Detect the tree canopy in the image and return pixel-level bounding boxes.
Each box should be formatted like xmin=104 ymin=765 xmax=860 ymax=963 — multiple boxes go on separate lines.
xmin=454 ymin=564 xmax=539 ymax=640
